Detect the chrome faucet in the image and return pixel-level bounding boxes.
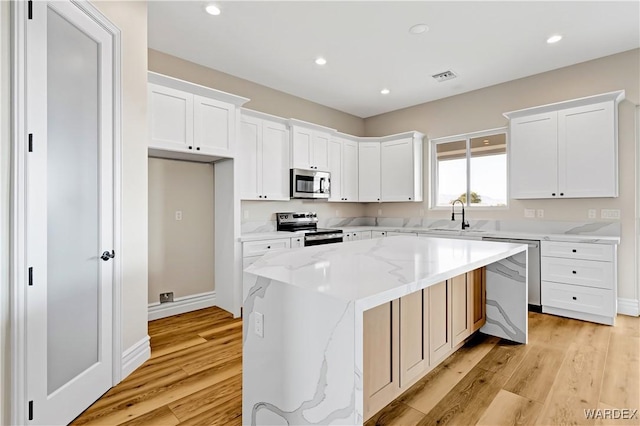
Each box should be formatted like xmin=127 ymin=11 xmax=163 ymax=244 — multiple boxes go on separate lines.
xmin=451 ymin=199 xmax=470 ymax=230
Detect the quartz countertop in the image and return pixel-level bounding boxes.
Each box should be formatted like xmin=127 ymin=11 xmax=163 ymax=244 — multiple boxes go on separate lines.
xmin=245 ymin=236 xmax=526 ymax=309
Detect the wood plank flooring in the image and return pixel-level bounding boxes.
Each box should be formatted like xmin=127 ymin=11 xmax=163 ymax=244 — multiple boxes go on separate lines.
xmin=73 ymin=308 xmax=639 ymax=426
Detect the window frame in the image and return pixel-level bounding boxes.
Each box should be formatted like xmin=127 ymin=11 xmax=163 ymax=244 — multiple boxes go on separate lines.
xmin=429 ymin=127 xmax=509 ymax=210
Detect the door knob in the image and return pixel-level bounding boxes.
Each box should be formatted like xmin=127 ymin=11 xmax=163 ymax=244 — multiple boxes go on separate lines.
xmin=101 ymin=250 xmax=115 ymax=261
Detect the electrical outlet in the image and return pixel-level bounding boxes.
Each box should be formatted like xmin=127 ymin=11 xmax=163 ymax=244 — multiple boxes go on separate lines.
xmin=378 ymin=209 xmax=382 ymax=216
xmin=175 ymin=210 xmax=182 ymax=221
xmin=536 ymin=209 xmax=544 ymax=218
xmin=588 ymin=209 xmax=597 ymax=219
xmin=524 ymin=209 xmax=535 ymax=218
xmin=601 ymin=209 xmax=620 ymax=219
xmin=159 ymin=292 xmax=174 ymax=303
xmin=254 ymin=312 xmax=264 ymax=338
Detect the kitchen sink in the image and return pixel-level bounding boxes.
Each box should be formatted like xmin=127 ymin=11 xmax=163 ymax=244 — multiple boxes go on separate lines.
xmin=430 ymin=228 xmax=486 ymax=233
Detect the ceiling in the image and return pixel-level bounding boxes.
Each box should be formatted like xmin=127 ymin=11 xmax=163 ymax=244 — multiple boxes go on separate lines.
xmin=148 ymin=1 xmax=640 ymax=118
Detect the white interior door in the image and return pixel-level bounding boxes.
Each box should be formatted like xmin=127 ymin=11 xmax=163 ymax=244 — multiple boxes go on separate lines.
xmin=26 ymin=1 xmax=115 ymax=424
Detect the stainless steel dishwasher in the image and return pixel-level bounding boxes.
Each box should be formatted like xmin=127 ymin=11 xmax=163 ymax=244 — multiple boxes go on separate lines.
xmin=482 ymin=237 xmax=541 ymax=308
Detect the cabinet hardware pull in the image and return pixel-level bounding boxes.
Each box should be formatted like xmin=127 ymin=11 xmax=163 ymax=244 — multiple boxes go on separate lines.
xmin=267 ymin=246 xmax=271 ymax=249
xmin=572 ymin=270 xmax=577 ymax=274
xmin=259 ymin=195 xmax=262 ymax=198
xmin=409 ymin=197 xmax=412 ymax=200
xmin=264 ymin=195 xmax=267 ymax=199
xmin=560 ymin=192 xmax=564 ymax=196
xmin=552 ymin=193 xmax=556 ymax=196
xmin=196 ymin=147 xmax=200 ymax=151
xmin=572 ymin=249 xmax=577 ymax=253
xmin=377 ymin=198 xmax=380 ymax=201
xmin=188 ymin=146 xmax=193 ymax=150
xmin=572 ymin=296 xmax=577 ymax=300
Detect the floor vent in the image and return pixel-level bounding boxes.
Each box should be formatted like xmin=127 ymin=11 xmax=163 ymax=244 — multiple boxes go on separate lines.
xmin=432 ymin=70 xmax=457 ymax=82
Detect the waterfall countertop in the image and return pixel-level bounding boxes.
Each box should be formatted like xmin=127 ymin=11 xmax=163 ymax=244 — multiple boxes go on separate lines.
xmin=245 ymin=236 xmax=527 ymax=310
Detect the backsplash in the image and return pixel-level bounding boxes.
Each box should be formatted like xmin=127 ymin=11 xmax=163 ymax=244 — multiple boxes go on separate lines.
xmin=241 ymin=216 xmax=620 ymax=237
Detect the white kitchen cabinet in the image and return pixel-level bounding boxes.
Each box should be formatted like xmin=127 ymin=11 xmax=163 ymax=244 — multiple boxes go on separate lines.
xmin=371 ymin=230 xmax=387 ymax=239
xmin=147 ymin=72 xmax=249 ymax=162
xmin=329 ymin=137 xmax=359 ymax=202
xmin=387 ymin=231 xmax=418 ymax=237
xmin=290 ymin=120 xmax=334 ymax=171
xmin=239 ymin=110 xmax=290 ymax=201
xmin=358 ymin=142 xmax=381 ymax=202
xmin=505 ymin=91 xmax=624 ymax=199
xmin=357 ymin=230 xmax=372 ymax=240
xmin=381 ymin=136 xmax=423 ymax=202
xmin=541 ymin=241 xmax=617 ymax=325
xmin=290 ymin=236 xmax=303 ymax=248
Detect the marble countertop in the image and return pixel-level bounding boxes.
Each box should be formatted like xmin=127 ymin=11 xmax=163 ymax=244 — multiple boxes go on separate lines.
xmin=239 ymin=226 xmax=620 ymax=244
xmin=245 ymin=236 xmax=526 ymax=310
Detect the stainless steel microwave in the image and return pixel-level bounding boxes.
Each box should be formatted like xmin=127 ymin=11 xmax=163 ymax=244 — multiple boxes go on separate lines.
xmin=290 ymin=169 xmax=330 ymax=199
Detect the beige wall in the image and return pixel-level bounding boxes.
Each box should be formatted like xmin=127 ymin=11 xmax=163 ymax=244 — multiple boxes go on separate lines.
xmin=148 ymin=49 xmax=365 ymax=136
xmin=364 ymin=49 xmax=640 ymax=302
xmin=93 ymin=1 xmax=149 ymax=351
xmin=241 ymin=200 xmax=365 ymax=224
xmin=148 ymin=158 xmax=215 ymax=302
xmin=1 ymin=1 xmax=10 ymax=423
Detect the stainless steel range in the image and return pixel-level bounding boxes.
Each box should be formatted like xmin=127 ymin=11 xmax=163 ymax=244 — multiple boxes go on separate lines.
xmin=276 ymin=212 xmax=343 ymax=246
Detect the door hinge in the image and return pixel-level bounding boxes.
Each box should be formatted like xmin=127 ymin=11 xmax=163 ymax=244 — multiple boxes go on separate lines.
xmin=28 ymin=134 xmax=33 ymax=152
xmin=28 ymin=1 xmax=33 ymax=20
xmin=28 ymin=400 xmax=33 ymax=420
xmin=28 ymin=267 xmax=33 ymax=286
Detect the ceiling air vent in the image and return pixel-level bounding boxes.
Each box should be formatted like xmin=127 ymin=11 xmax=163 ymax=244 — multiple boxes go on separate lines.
xmin=432 ymin=70 xmax=457 ymax=82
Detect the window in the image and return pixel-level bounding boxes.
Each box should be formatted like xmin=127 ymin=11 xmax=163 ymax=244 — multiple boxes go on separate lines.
xmin=431 ymin=129 xmax=508 ymax=207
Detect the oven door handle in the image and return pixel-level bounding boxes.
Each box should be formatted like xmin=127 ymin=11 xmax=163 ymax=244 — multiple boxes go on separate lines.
xmin=305 ymin=233 xmax=343 ymax=242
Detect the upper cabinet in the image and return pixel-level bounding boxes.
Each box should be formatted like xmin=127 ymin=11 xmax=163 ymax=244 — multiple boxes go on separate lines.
xmin=289 ymin=119 xmax=334 ymax=171
xmin=147 ymin=72 xmax=249 ymax=162
xmin=359 ymin=133 xmax=424 ymax=203
xmin=506 ymin=90 xmax=624 ymax=199
xmin=328 ymin=135 xmax=359 ymax=202
xmin=239 ymin=110 xmax=290 ymax=201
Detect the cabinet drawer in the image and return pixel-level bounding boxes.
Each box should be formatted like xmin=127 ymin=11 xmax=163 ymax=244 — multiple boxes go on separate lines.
xmin=243 ymin=238 xmax=290 ymax=257
xmin=542 ymin=281 xmax=614 ymax=317
xmin=541 ymin=241 xmax=613 ymax=261
xmin=541 ymin=257 xmax=614 ymax=289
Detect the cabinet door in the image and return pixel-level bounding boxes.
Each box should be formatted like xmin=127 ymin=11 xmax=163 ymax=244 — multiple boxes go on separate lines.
xmin=381 ymin=138 xmax=414 ymax=202
xmin=358 ymin=231 xmax=372 ymax=240
xmin=358 ymin=142 xmax=381 ymax=202
xmin=148 ymin=83 xmax=193 ymax=150
xmin=429 ymin=280 xmax=451 ymax=365
xmin=558 ymin=101 xmax=617 ymax=197
xmin=238 ymin=115 xmax=261 ymax=200
xmin=290 ymin=237 xmax=303 ymax=248
xmin=291 ymin=126 xmax=312 ymax=169
xmin=399 ymin=290 xmax=428 ymax=388
xmin=451 ymin=274 xmax=471 ymax=346
xmin=469 ymin=268 xmax=486 ymax=332
xmin=193 ymin=95 xmax=233 ymax=155
xmin=328 ymin=139 xmax=342 ymax=201
xmin=311 ymin=131 xmax=330 ymax=171
xmin=371 ymin=230 xmax=387 ymax=239
xmin=261 ymin=121 xmax=290 ymax=200
xmin=342 ymin=140 xmax=359 ymax=202
xmin=510 ymin=112 xmax=558 ymax=199
xmin=363 ymin=300 xmax=400 ymax=420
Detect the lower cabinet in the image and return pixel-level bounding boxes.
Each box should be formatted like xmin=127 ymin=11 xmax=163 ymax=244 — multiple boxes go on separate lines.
xmin=363 ymin=268 xmax=486 ymax=420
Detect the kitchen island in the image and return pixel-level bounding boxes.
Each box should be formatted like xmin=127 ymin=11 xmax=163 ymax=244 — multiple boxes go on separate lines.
xmin=243 ymin=236 xmax=528 ymax=425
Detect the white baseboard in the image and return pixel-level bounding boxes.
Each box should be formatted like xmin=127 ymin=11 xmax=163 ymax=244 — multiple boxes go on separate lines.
xmin=618 ymin=298 xmax=640 ymax=316
xmin=148 ymin=291 xmax=217 ymax=321
xmin=121 ymin=335 xmax=150 ymax=379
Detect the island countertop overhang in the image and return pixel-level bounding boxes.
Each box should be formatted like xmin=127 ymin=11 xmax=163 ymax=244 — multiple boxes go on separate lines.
xmin=245 ymin=236 xmax=527 ymax=309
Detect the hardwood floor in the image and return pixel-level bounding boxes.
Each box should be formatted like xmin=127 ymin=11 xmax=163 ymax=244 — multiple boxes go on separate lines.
xmin=73 ymin=308 xmax=639 ymax=426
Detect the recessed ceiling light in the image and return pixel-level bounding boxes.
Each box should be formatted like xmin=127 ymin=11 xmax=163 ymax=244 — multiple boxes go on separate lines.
xmin=547 ymin=34 xmax=562 ymax=44
xmin=409 ymin=24 xmax=429 ymax=34
xmin=380 ymin=88 xmax=390 ymax=95
xmin=315 ymin=57 xmax=327 ymax=66
xmin=205 ymin=4 xmax=221 ymax=15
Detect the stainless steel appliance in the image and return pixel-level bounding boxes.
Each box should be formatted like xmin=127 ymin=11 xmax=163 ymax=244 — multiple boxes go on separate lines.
xmin=276 ymin=212 xmax=343 ymax=246
xmin=290 ymin=169 xmax=331 ymax=199
xmin=482 ymin=237 xmax=541 ymax=309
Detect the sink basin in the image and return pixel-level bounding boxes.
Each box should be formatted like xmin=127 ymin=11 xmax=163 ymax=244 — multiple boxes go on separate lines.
xmin=430 ymin=228 xmax=486 ymax=233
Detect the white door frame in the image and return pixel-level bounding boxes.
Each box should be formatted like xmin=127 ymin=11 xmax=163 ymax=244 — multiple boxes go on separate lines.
xmin=10 ymin=1 xmax=122 ymax=424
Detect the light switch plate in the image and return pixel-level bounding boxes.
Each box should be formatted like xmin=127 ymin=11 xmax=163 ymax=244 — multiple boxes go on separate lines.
xmin=601 ymin=209 xmax=620 ymax=219
xmin=588 ymin=209 xmax=597 ymax=219
xmin=254 ymin=312 xmax=264 ymax=338
xmin=536 ymin=209 xmax=544 ymax=218
xmin=175 ymin=210 xmax=182 ymax=221
xmin=524 ymin=209 xmax=535 ymax=218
